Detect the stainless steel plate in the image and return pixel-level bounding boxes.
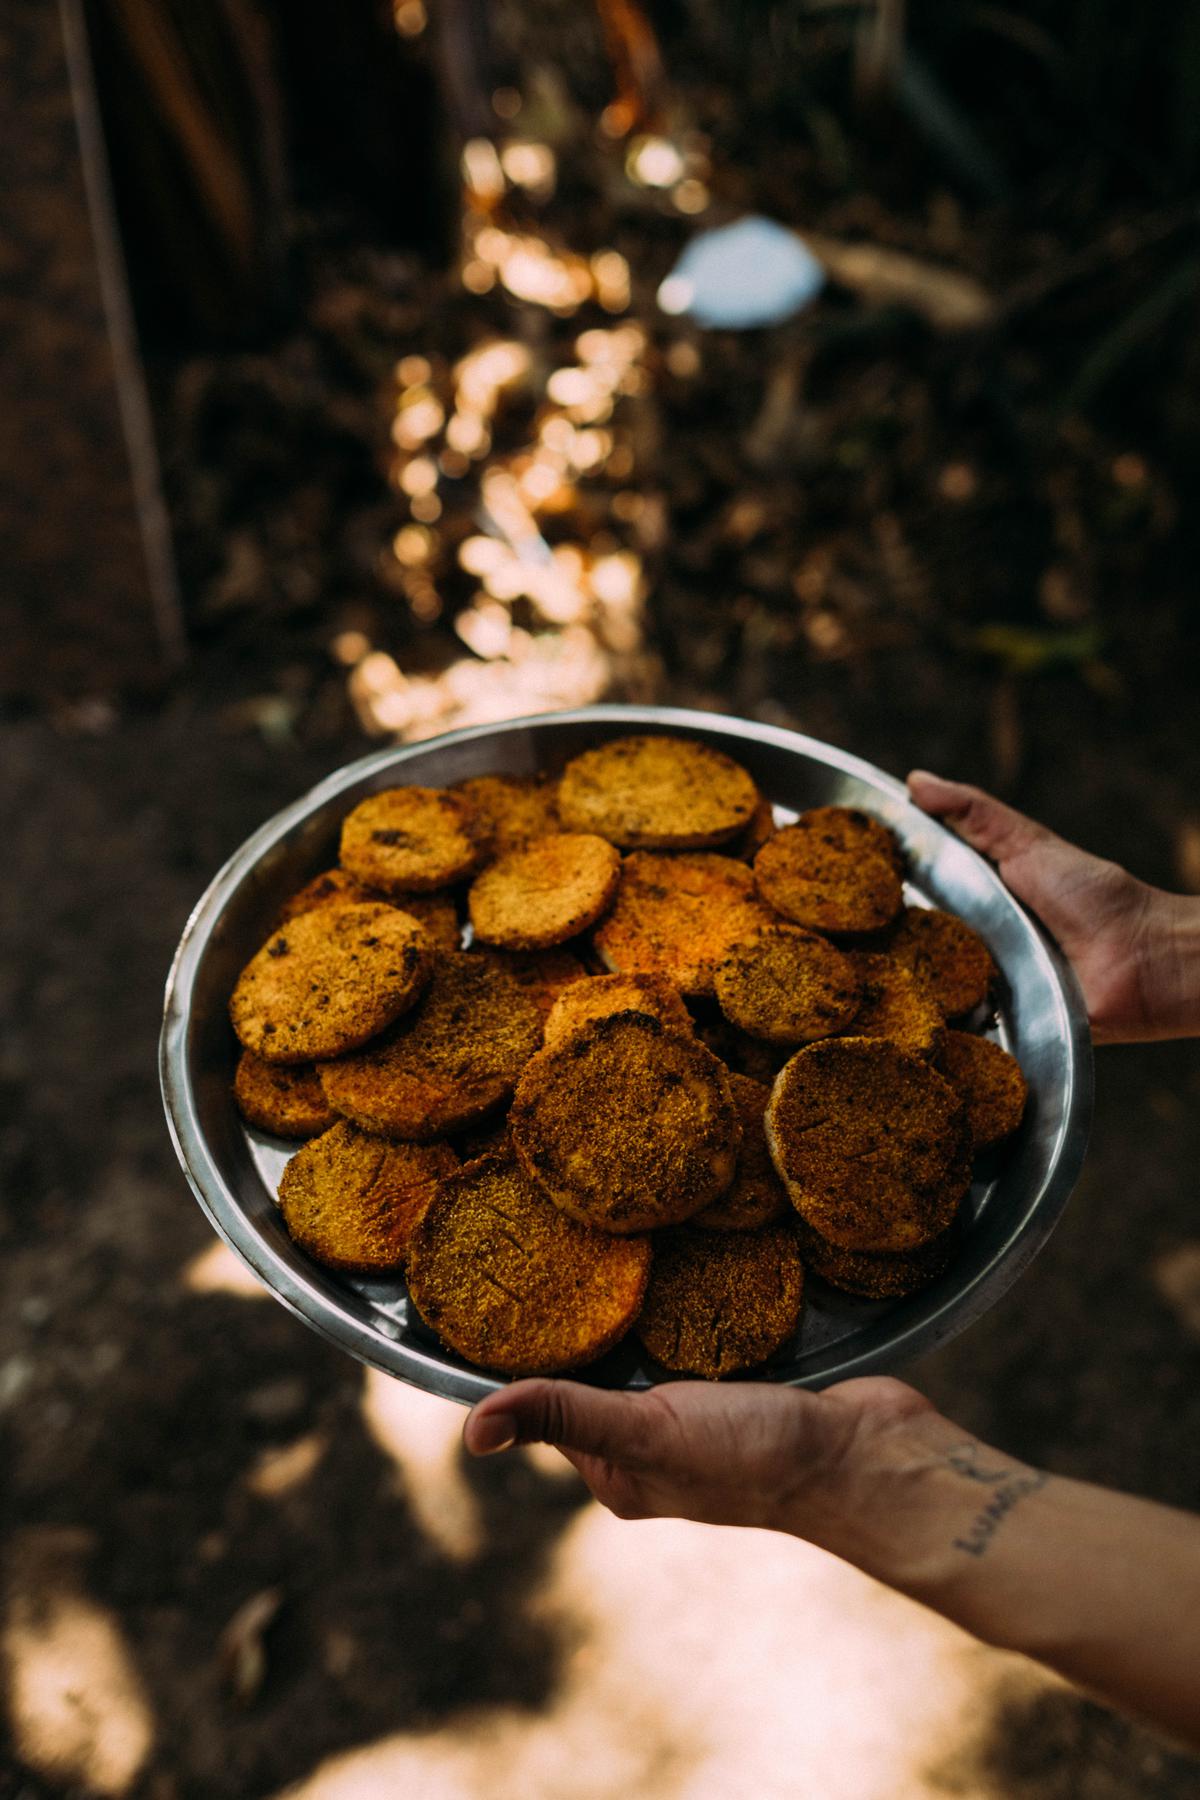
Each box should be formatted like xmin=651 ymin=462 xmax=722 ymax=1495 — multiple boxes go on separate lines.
xmin=161 ymin=705 xmax=1092 ymax=1402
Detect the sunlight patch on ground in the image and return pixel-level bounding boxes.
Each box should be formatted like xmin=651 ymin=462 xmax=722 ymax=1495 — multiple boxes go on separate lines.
xmin=2 ymin=1528 xmax=154 ymax=1797
xmin=271 ymin=1497 xmax=1050 ymax=1800
xmin=181 ymin=1240 xmax=270 ymax=1299
xmin=245 ymin=1432 xmax=329 ymax=1500
xmin=360 ymin=1371 xmax=485 ymax=1562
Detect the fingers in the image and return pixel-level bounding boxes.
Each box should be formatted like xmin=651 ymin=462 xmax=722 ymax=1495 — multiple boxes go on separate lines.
xmin=464 ymin=1378 xmax=656 ymax=1463
xmin=906 ymin=770 xmax=1052 ymax=865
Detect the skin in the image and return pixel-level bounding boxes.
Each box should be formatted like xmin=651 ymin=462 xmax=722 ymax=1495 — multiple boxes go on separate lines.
xmin=464 ymin=774 xmax=1200 ymax=1749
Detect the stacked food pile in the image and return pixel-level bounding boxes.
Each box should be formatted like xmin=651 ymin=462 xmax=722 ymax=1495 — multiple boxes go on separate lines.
xmin=227 ymin=735 xmax=1027 ymax=1380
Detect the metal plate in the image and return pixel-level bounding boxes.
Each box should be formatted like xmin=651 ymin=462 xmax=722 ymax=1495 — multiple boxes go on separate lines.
xmin=160 ymin=705 xmax=1092 ymax=1402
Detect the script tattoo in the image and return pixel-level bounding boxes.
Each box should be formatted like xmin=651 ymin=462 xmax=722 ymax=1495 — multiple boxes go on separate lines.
xmin=944 ymin=1441 xmax=1049 ymax=1558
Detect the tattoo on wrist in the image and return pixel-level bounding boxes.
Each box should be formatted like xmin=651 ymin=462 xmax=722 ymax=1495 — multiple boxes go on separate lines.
xmin=943 ymin=1441 xmax=1049 ymax=1559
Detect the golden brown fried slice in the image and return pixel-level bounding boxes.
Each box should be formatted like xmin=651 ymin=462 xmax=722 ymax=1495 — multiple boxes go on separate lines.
xmin=454 ymin=774 xmax=561 ymax=857
xmin=234 ymin=1052 xmax=336 ymax=1139
xmin=593 ymin=852 xmax=775 ymax=997
xmin=468 ymin=833 xmax=621 ymax=951
xmin=488 ymin=948 xmax=589 ymax=1022
xmin=277 ymin=1121 xmax=459 ymax=1272
xmin=558 ymin=735 xmax=759 ymax=849
xmin=754 ymin=808 xmax=904 ymax=934
xmin=230 ymin=903 xmax=432 ymax=1065
xmin=839 ymin=951 xmax=945 ymax=1058
xmin=885 ymin=906 xmax=996 ymax=1019
xmin=692 ymin=1074 xmax=790 ymax=1230
xmin=935 ymin=1030 xmax=1028 ymax=1152
xmin=543 ymin=973 xmax=694 ymax=1052
xmin=319 ymin=952 xmax=543 ymax=1140
xmin=510 ymin=1011 xmax=741 ymax=1233
xmin=732 ymin=795 xmax=778 ymax=862
xmin=714 ymin=925 xmax=862 ymax=1045
xmin=407 ymin=1158 xmax=651 ymax=1375
xmin=766 ymin=1037 xmax=970 ymax=1253
xmin=794 ymin=1215 xmax=958 ymax=1299
xmin=340 ymin=786 xmax=485 ymax=894
xmin=636 ymin=1224 xmax=804 ymax=1378
xmin=275 ymin=868 xmax=381 ymax=927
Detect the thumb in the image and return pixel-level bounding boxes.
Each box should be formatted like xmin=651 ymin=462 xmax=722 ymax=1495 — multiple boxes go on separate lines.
xmin=463 ymin=1378 xmax=658 ymax=1463
xmin=907 ymin=770 xmax=1053 ymax=865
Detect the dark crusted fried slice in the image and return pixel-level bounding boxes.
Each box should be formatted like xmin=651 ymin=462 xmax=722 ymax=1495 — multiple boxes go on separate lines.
xmin=468 ymin=833 xmax=621 ymax=951
xmin=766 ymin=1037 xmax=970 ymax=1253
xmin=339 ymin=786 xmax=485 ymax=894
xmin=794 ymin=1215 xmax=958 ymax=1299
xmin=839 ymin=951 xmax=945 ymax=1058
xmin=715 ymin=925 xmax=862 ymax=1046
xmin=935 ymin=1030 xmax=1028 ymax=1153
xmin=319 ymin=951 xmax=543 ymax=1140
xmin=731 ymin=795 xmax=778 ymax=863
xmin=234 ymin=1052 xmax=337 ymax=1139
xmin=275 ymin=868 xmax=381 ymax=928
xmin=454 ymin=774 xmax=561 ymax=857
xmin=635 ymin=1224 xmax=804 ymax=1378
xmin=488 ymin=948 xmax=589 ymax=1022
xmin=407 ymin=1157 xmax=651 ymax=1375
xmin=692 ymin=1074 xmax=790 ymax=1230
xmin=558 ymin=735 xmax=759 ymax=850
xmin=885 ymin=906 xmax=996 ymax=1019
xmin=277 ymin=1121 xmax=459 ymax=1272
xmin=754 ymin=808 xmax=904 ymax=934
xmin=230 ymin=903 xmax=432 ymax=1065
xmin=510 ymin=1011 xmax=741 ymax=1233
xmin=543 ymin=972 xmax=694 ymax=1052
xmin=593 ymin=852 xmax=775 ymax=997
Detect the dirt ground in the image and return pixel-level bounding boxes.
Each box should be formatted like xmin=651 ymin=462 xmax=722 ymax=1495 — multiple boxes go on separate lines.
xmin=3 ymin=622 xmax=1200 ymax=1796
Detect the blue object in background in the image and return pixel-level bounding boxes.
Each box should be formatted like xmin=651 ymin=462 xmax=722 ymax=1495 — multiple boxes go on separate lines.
xmin=657 ymin=215 xmax=825 ymax=329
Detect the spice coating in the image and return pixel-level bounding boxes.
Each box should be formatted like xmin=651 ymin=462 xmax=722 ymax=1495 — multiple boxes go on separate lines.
xmin=636 ymin=1223 xmax=805 ymax=1378
xmin=936 ymin=1029 xmax=1028 ymax=1151
xmin=715 ymin=924 xmax=862 ymax=1045
xmin=692 ymin=1073 xmax=790 ymax=1230
xmin=229 ymin=902 xmax=432 ymax=1065
xmin=454 ymin=773 xmax=562 ymax=857
xmin=884 ymin=906 xmax=996 ymax=1019
xmin=558 ymin=734 xmax=759 ymax=849
xmin=766 ymin=1037 xmax=971 ymax=1252
xmin=543 ymin=971 xmax=694 ymax=1050
xmin=468 ymin=832 xmax=621 ymax=950
xmin=278 ymin=1120 xmax=459 ymax=1271
xmin=510 ymin=1010 xmax=741 ymax=1233
xmin=339 ymin=786 xmax=485 ymax=893
xmin=234 ymin=1051 xmax=336 ymax=1138
xmin=838 ymin=950 xmax=946 ymax=1058
xmin=794 ymin=1213 xmax=958 ymax=1299
xmin=407 ymin=1157 xmax=651 ymax=1374
xmin=594 ymin=851 xmax=775 ymax=996
xmin=319 ymin=951 xmax=542 ymax=1139
xmin=754 ymin=807 xmax=904 ymax=933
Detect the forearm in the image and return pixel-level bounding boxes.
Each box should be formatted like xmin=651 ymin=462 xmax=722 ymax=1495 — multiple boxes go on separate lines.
xmin=796 ymin=1410 xmax=1200 ymax=1746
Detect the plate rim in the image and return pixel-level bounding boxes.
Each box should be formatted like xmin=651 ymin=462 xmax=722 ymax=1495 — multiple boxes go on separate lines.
xmin=160 ymin=703 xmax=1094 ymax=1400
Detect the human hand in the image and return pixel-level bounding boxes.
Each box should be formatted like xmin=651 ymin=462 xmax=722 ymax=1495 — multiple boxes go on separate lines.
xmin=464 ymin=1372 xmax=937 ymax=1539
xmin=907 ymin=771 xmax=1198 ymax=1043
